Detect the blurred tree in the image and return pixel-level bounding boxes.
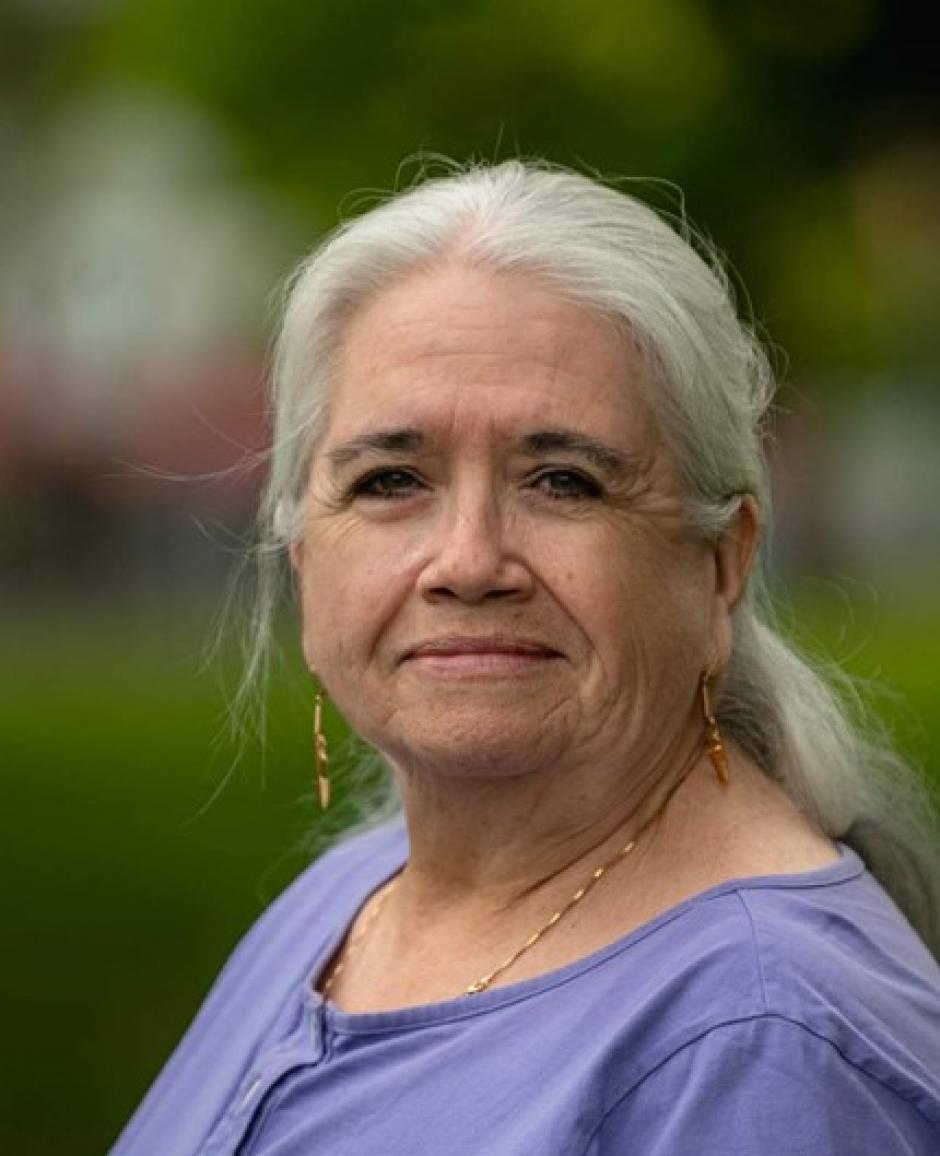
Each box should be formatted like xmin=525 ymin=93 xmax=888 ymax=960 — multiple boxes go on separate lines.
xmin=21 ymin=0 xmax=923 ymax=379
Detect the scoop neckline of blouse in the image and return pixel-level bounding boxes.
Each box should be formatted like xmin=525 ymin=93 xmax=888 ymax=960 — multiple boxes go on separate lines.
xmin=306 ymin=834 xmax=864 ymax=1034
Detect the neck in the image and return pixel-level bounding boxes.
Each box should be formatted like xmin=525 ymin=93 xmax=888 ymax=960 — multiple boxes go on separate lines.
xmin=322 ymin=745 xmax=838 ymax=1010
xmin=389 ymin=729 xmax=706 ymax=918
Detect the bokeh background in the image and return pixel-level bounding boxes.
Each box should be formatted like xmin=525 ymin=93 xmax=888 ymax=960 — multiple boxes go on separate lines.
xmin=2 ymin=1 xmax=938 ymax=1151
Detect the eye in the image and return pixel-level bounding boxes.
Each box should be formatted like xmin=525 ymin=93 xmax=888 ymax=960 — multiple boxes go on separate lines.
xmin=529 ymin=468 xmax=602 ymax=501
xmin=351 ymin=468 xmax=426 ymax=501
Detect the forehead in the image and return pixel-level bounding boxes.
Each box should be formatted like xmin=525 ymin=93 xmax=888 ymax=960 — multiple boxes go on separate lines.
xmin=324 ymin=263 xmax=656 ymax=448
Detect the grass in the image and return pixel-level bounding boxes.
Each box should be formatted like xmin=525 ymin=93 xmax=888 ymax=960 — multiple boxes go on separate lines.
xmin=3 ymin=585 xmax=938 ymax=1154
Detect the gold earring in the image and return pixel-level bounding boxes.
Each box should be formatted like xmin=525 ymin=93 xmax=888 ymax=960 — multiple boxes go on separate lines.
xmin=701 ymin=667 xmax=729 ymax=786
xmin=314 ymin=688 xmax=330 ymax=808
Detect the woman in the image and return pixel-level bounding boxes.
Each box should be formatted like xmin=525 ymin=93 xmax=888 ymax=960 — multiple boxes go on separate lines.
xmin=113 ymin=161 xmax=940 ymax=1154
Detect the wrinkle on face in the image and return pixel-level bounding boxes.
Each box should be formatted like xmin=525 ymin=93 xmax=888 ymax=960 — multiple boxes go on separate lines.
xmin=292 ymin=262 xmax=721 ymax=790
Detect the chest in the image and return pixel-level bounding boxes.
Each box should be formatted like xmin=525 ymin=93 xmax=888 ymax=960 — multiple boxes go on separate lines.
xmin=201 ymin=992 xmax=644 ymax=1156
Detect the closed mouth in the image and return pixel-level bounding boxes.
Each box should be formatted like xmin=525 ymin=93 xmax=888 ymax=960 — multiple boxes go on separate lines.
xmin=404 ymin=636 xmax=562 ymax=661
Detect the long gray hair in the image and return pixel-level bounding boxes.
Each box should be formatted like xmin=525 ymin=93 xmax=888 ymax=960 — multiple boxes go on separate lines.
xmin=245 ymin=159 xmax=940 ymax=957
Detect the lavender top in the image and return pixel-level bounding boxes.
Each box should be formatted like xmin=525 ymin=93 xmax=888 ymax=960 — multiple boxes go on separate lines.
xmin=111 ymin=822 xmax=940 ymax=1155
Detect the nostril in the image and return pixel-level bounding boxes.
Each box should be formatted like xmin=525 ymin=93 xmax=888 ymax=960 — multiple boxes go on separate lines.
xmin=486 ymin=586 xmax=520 ymax=600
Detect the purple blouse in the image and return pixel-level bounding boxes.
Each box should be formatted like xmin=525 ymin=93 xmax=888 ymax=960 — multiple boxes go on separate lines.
xmin=111 ymin=822 xmax=940 ymax=1155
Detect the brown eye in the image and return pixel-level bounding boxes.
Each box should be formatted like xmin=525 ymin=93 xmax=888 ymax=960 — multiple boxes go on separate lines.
xmin=530 ymin=469 xmax=602 ymax=500
xmin=352 ymin=469 xmax=425 ymax=500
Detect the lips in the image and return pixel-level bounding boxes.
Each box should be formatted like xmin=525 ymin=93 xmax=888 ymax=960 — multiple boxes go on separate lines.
xmin=405 ymin=635 xmax=561 ymax=660
xmin=402 ymin=637 xmax=562 ymax=679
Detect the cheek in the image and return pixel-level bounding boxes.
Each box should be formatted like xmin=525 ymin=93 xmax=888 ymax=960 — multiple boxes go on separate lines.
xmin=580 ymin=531 xmax=711 ymax=669
xmin=638 ymin=556 xmax=712 ymax=674
xmin=297 ymin=522 xmax=415 ymax=673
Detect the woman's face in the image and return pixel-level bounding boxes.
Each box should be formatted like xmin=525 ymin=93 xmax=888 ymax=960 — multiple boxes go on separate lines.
xmin=294 ymin=264 xmax=744 ymax=781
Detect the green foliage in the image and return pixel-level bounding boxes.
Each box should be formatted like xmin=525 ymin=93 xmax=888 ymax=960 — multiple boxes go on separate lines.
xmin=2 ymin=612 xmax=318 ymax=1153
xmin=32 ymin=0 xmax=931 ymax=378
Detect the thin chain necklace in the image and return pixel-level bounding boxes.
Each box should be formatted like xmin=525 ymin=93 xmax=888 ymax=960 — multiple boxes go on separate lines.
xmin=320 ymin=770 xmax=690 ymax=1000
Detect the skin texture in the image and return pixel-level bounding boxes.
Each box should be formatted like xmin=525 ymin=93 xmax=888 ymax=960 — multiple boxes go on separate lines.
xmin=291 ymin=262 xmax=836 ymax=1010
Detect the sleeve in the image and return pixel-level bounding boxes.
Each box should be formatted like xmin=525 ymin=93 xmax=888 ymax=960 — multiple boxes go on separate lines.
xmin=586 ymin=1016 xmax=939 ymax=1156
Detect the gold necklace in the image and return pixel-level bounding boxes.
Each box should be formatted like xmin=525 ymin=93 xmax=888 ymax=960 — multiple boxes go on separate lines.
xmin=320 ymin=771 xmax=688 ymax=1000
xmin=320 ymin=876 xmax=403 ymax=998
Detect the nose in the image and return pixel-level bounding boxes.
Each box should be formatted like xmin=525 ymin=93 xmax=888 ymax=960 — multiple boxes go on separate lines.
xmin=416 ymin=485 xmax=533 ymax=605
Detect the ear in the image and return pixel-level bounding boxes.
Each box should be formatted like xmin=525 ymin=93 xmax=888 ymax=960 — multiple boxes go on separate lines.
xmin=710 ymin=494 xmax=761 ymax=667
xmin=287 ymin=538 xmax=316 ymax=671
xmin=289 ymin=538 xmax=305 ymax=573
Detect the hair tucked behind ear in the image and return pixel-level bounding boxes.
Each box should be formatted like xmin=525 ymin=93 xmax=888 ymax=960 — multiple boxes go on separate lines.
xmin=239 ymin=158 xmax=940 ymax=957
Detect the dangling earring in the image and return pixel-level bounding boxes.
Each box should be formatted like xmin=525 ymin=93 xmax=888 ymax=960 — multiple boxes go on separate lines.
xmin=701 ymin=666 xmax=729 ymax=786
xmin=313 ymin=688 xmax=331 ymax=808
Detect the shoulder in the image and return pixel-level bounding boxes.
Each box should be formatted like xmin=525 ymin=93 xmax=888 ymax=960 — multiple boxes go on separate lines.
xmin=587 ymin=1014 xmax=940 ymax=1155
xmin=643 ymin=843 xmax=940 ymax=1061
xmin=109 ymin=820 xmax=408 ymax=1153
xmin=163 ymin=817 xmax=407 ymax=1035
xmin=167 ymin=818 xmax=408 ymax=1061
xmin=737 ymin=848 xmax=940 ymax=1107
xmin=583 ymin=848 xmax=940 ymax=1154
xmin=222 ymin=817 xmax=409 ymax=976
xmin=737 ymin=849 xmax=940 ymax=1070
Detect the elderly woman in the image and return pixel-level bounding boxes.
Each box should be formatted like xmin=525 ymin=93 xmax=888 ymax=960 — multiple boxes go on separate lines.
xmin=113 ymin=162 xmax=940 ymax=1155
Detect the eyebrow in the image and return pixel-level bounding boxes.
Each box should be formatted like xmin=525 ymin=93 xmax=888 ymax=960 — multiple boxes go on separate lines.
xmin=518 ymin=430 xmax=643 ymax=479
xmin=325 ymin=425 xmax=644 ymax=481
xmin=326 ymin=429 xmax=426 ymax=470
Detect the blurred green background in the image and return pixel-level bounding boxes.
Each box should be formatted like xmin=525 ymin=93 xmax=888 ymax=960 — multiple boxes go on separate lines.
xmin=2 ymin=1 xmax=938 ymax=1152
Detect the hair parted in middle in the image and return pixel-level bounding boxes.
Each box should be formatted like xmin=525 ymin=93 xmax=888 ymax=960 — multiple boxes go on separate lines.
xmin=268 ymin=160 xmax=771 ymax=547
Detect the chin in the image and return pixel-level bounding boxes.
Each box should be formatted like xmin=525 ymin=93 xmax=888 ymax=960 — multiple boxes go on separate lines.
xmin=379 ymin=716 xmax=568 ymax=782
